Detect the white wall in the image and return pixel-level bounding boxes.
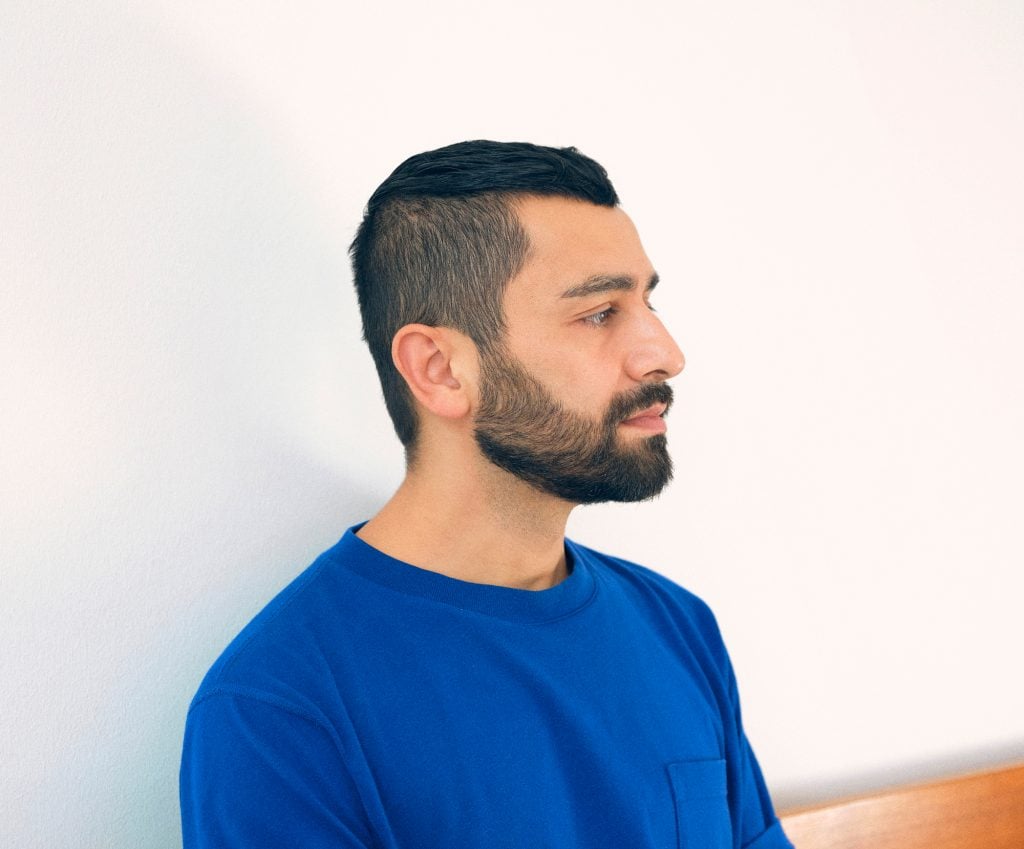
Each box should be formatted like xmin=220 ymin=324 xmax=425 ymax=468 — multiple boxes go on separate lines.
xmin=3 ymin=1 xmax=1022 ymax=846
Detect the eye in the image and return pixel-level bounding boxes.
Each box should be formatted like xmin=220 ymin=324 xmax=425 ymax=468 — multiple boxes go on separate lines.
xmin=582 ymin=307 xmax=618 ymax=327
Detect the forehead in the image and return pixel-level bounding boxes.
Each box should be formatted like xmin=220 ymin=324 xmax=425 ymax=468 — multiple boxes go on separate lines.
xmin=507 ymin=195 xmax=655 ymax=303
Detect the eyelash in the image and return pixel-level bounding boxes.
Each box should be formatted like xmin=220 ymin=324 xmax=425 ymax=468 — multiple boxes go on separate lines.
xmin=583 ymin=307 xmax=618 ymax=327
xmin=581 ymin=303 xmax=656 ymax=327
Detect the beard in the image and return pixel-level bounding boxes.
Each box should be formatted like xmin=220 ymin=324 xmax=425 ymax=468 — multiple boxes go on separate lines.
xmin=473 ymin=345 xmax=674 ymax=505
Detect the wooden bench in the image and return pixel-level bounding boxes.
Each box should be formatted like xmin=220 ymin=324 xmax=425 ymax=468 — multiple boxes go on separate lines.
xmin=779 ymin=762 xmax=1024 ymax=849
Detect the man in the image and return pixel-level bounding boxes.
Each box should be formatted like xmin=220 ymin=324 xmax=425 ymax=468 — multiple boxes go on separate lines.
xmin=180 ymin=140 xmax=793 ymax=849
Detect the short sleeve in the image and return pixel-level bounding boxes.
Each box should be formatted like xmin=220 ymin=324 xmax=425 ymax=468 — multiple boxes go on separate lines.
xmin=180 ymin=690 xmax=375 ymax=849
xmin=688 ymin=599 xmax=793 ymax=849
xmin=723 ymin=662 xmax=794 ymax=849
xmin=732 ymin=729 xmax=794 ymax=849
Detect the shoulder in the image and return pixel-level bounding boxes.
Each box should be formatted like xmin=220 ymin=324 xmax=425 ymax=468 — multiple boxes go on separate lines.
xmin=568 ymin=537 xmax=730 ymax=663
xmin=568 ymin=537 xmax=717 ymax=620
xmin=189 ymin=539 xmax=356 ymax=716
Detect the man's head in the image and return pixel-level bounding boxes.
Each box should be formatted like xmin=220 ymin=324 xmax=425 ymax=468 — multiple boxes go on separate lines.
xmin=350 ymin=141 xmax=619 ymax=457
xmin=349 ymin=141 xmax=684 ymax=502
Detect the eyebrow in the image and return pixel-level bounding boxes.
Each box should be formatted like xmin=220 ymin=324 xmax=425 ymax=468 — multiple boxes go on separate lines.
xmin=559 ymin=272 xmax=660 ymax=299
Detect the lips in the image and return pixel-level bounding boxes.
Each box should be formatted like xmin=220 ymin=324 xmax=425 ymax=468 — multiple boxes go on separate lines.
xmin=622 ymin=403 xmax=667 ymax=423
xmin=619 ymin=403 xmax=669 ymax=434
xmin=610 ymin=385 xmax=675 ymax=434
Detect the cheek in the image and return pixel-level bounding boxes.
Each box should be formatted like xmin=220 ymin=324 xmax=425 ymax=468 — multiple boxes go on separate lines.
xmin=547 ymin=367 xmax=618 ymax=420
xmin=507 ymin=328 xmax=620 ymax=415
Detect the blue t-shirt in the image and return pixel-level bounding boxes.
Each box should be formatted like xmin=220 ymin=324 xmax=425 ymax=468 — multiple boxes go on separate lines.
xmin=180 ymin=523 xmax=793 ymax=849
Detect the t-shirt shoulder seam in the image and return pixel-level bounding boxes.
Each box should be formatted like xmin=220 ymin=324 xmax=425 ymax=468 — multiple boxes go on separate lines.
xmin=189 ymin=685 xmax=337 ymax=741
xmin=188 ymin=686 xmax=384 ymax=849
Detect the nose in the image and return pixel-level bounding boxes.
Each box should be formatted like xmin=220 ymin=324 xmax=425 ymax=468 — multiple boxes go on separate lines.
xmin=624 ymin=312 xmax=685 ymax=382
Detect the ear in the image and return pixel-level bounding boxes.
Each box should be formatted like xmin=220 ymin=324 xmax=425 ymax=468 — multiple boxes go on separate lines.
xmin=391 ymin=324 xmax=475 ymax=421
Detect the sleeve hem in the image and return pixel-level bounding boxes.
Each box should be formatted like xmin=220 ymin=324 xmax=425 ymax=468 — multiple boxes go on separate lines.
xmin=742 ymin=819 xmax=795 ymax=849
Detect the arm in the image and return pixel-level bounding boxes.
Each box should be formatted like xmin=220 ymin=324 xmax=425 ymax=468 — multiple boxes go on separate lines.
xmin=180 ymin=690 xmax=376 ymax=849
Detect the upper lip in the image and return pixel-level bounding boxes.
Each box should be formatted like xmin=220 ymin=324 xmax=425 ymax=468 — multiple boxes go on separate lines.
xmin=623 ymin=403 xmax=667 ymax=421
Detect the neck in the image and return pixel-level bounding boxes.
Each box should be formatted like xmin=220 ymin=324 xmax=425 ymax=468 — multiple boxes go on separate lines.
xmin=356 ymin=450 xmax=575 ymax=591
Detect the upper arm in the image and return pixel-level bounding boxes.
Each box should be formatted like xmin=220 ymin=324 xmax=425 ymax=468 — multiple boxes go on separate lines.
xmin=180 ymin=691 xmax=376 ymax=849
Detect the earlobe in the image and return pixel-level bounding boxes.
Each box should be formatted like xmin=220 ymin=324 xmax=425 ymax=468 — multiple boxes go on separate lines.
xmin=392 ymin=325 xmax=472 ymax=420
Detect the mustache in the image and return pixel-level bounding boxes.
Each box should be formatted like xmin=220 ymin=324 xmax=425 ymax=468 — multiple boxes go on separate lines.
xmin=605 ymin=382 xmax=674 ymax=426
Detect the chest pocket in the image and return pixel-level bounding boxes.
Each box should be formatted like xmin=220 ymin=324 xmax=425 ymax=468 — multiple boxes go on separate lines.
xmin=666 ymin=759 xmax=733 ymax=849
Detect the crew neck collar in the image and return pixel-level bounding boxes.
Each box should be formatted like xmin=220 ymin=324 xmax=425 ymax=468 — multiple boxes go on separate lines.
xmin=328 ymin=522 xmax=598 ymax=624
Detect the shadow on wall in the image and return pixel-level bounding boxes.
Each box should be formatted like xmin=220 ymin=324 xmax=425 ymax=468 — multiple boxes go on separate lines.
xmin=4 ymin=3 xmax=379 ymax=848
xmin=774 ymin=740 xmax=1024 ymax=812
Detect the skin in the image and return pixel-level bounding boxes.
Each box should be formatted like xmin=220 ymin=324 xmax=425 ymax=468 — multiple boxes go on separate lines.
xmin=356 ymin=196 xmax=686 ymax=591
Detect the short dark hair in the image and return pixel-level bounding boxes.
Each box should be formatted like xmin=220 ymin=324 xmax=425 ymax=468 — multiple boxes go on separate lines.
xmin=349 ymin=140 xmax=620 ymax=464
